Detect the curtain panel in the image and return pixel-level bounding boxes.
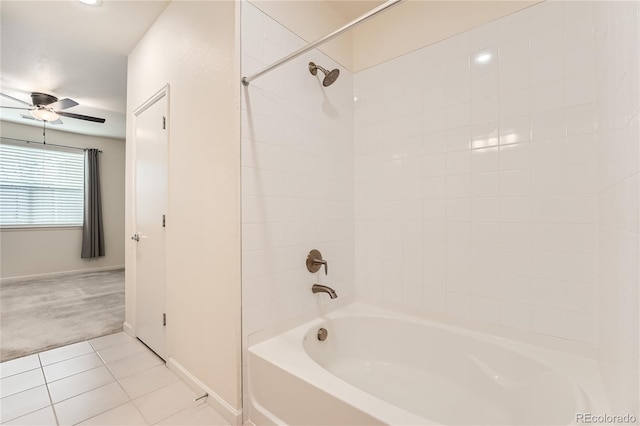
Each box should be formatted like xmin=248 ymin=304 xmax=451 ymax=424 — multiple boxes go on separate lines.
xmin=81 ymin=149 xmax=105 ymax=258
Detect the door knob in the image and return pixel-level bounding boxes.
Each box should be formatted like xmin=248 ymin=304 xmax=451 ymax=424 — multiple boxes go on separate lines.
xmin=131 ymin=233 xmax=140 ymax=241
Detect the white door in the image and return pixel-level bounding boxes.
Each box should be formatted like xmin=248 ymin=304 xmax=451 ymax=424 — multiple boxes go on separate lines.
xmin=133 ymin=87 xmax=168 ymax=359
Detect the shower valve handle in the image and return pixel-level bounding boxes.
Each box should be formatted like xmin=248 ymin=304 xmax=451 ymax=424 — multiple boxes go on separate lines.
xmin=306 ymin=249 xmax=328 ymax=275
xmin=313 ymin=258 xmax=328 ymax=275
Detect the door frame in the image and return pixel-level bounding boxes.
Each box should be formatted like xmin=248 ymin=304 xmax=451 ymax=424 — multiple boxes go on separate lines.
xmin=130 ymin=84 xmax=170 ymax=357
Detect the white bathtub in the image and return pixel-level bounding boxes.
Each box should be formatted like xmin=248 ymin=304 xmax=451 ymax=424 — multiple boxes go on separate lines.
xmin=248 ymin=304 xmax=605 ymax=425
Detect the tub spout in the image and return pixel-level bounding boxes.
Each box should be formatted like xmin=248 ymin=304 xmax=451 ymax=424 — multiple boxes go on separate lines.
xmin=312 ymin=284 xmax=337 ymax=299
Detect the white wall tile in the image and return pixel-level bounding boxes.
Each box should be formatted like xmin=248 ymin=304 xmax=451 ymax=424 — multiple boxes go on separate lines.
xmin=531 ymin=138 xmax=566 ymax=168
xmin=500 ymin=301 xmax=531 ymax=330
xmin=348 ymin=0 xmax=608 ymax=349
xmin=471 ymin=122 xmax=499 ymax=149
xmin=471 ymin=197 xmax=500 ymax=222
xmin=500 ymin=142 xmax=531 ymax=171
xmin=472 ymin=296 xmax=500 ymax=325
xmin=566 ymin=103 xmax=597 ymax=135
xmin=446 ymin=126 xmax=471 ymax=152
xmin=566 ymin=133 xmax=596 ymax=165
xmin=446 ymin=151 xmax=471 ymax=175
xmin=531 ymin=109 xmax=566 ymax=140
xmin=500 ymin=197 xmax=531 ymax=223
xmin=530 ymin=54 xmax=564 ymax=86
xmin=532 ymin=306 xmax=567 ymax=337
xmin=594 ymin=0 xmax=640 ymax=413
xmin=446 ymin=103 xmax=471 ymax=128
xmin=241 ymin=0 xmax=354 ymax=376
xmin=472 ymin=147 xmax=500 ymax=173
xmin=472 ymin=172 xmax=500 ymax=198
xmin=499 ymin=116 xmax=531 ymax=145
xmin=566 ymin=72 xmax=595 ymax=106
xmin=499 ymin=88 xmax=530 ymax=119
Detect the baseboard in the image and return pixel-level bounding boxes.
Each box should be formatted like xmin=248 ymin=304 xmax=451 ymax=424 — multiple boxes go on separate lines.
xmin=166 ymin=357 xmax=242 ymax=426
xmin=1 ymin=265 xmax=125 ymax=284
xmin=122 ymin=322 xmax=135 ymax=337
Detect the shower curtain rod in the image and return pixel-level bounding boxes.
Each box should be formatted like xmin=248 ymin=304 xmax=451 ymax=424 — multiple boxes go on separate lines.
xmin=0 ymin=136 xmax=102 ymax=153
xmin=241 ymin=0 xmax=404 ymax=86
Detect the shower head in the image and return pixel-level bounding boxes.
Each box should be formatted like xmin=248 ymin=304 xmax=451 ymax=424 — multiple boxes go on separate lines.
xmin=309 ymin=62 xmax=340 ymax=87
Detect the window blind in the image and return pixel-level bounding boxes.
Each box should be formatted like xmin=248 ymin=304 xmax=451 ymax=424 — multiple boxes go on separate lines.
xmin=0 ymin=143 xmax=84 ymax=226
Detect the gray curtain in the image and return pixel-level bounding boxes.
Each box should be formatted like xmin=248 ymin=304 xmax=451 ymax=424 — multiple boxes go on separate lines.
xmin=81 ymin=149 xmax=105 ymax=258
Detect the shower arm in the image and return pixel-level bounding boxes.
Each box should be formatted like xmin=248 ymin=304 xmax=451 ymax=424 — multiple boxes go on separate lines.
xmin=241 ymin=0 xmax=404 ymax=86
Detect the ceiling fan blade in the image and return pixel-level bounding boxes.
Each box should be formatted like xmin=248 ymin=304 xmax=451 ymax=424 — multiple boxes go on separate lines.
xmin=1 ymin=92 xmax=32 ymax=107
xmin=1 ymin=106 xmax=33 ymax=110
xmin=48 ymin=98 xmax=78 ymax=111
xmin=57 ymin=111 xmax=105 ymax=123
xmin=20 ymin=114 xmax=35 ymax=121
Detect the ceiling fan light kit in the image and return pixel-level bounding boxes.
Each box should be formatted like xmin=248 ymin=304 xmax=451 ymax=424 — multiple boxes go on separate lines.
xmin=31 ymin=108 xmax=60 ymax=122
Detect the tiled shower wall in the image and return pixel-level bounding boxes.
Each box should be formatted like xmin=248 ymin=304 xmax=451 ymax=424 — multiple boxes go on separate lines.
xmin=354 ymin=2 xmax=601 ymax=345
xmin=241 ymin=2 xmax=354 ymax=349
xmin=594 ymin=1 xmax=639 ymax=412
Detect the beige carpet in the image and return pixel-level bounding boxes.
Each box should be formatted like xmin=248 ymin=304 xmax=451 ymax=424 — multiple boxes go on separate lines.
xmin=0 ymin=269 xmax=124 ymax=362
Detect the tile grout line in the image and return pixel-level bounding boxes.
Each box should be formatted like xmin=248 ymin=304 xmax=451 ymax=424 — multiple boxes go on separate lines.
xmin=2 ymin=334 xmax=208 ymax=426
xmin=41 ymin=337 xmax=127 ymax=425
xmin=40 ymin=352 xmax=61 ymax=426
xmin=149 ymin=398 xmax=210 ymax=426
xmin=0 ymin=333 xmax=137 ymax=425
xmin=105 ymin=349 xmax=152 ymax=426
xmin=55 ymin=343 xmax=128 ymax=426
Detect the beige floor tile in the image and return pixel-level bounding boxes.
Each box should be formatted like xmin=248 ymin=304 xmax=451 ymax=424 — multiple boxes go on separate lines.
xmin=155 ymin=401 xmax=230 ymax=425
xmin=53 ymin=382 xmax=129 ymax=426
xmin=133 ymin=381 xmax=198 ymax=425
xmin=98 ymin=340 xmax=148 ymax=364
xmin=48 ymin=365 xmax=115 ymax=403
xmin=89 ymin=332 xmax=135 ymax=352
xmin=43 ymin=352 xmax=103 ymax=383
xmin=0 ymin=385 xmax=51 ymax=423
xmin=119 ymin=364 xmax=179 ymax=399
xmin=107 ymin=351 xmax=163 ymax=380
xmin=0 ymin=368 xmax=45 ymax=398
xmin=78 ymin=402 xmax=149 ymax=426
xmin=4 ymin=406 xmax=57 ymax=426
xmin=39 ymin=341 xmax=94 ymax=366
xmin=0 ymin=354 xmax=40 ymax=379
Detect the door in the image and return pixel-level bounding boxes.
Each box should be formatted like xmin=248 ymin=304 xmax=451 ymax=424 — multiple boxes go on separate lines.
xmin=133 ymin=87 xmax=168 ymax=359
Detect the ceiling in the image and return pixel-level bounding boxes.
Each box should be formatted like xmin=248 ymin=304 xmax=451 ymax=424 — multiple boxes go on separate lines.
xmin=0 ymin=0 xmax=384 ymax=140
xmin=0 ymin=0 xmax=170 ymax=140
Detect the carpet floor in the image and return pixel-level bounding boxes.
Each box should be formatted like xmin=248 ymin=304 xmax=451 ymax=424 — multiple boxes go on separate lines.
xmin=0 ymin=269 xmax=124 ymax=362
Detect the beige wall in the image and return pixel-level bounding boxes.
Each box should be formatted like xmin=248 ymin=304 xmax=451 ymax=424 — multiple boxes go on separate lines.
xmin=126 ymin=0 xmax=241 ymax=419
xmin=0 ymin=121 xmax=125 ymax=279
xmin=249 ymin=1 xmax=539 ymax=74
xmin=352 ymin=0 xmax=540 ymax=72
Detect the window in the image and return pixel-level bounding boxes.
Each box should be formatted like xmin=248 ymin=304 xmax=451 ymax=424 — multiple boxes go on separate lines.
xmin=0 ymin=143 xmax=84 ymax=227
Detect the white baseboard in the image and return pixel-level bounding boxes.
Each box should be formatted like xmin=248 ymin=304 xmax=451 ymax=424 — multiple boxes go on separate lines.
xmin=166 ymin=357 xmax=242 ymax=426
xmin=1 ymin=265 xmax=125 ymax=284
xmin=122 ymin=322 xmax=135 ymax=337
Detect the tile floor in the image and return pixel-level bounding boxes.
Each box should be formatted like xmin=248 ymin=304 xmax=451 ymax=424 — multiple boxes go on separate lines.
xmin=0 ymin=333 xmax=230 ymax=425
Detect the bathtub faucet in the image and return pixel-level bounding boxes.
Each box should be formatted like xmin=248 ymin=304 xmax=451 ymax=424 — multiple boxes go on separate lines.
xmin=312 ymin=284 xmax=338 ymax=299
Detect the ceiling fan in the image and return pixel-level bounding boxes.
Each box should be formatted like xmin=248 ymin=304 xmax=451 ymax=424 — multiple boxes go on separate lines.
xmin=0 ymin=92 xmax=106 ymax=124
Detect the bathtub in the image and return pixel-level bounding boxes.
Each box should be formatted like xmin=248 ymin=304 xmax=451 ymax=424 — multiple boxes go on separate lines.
xmin=248 ymin=304 xmax=605 ymax=425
